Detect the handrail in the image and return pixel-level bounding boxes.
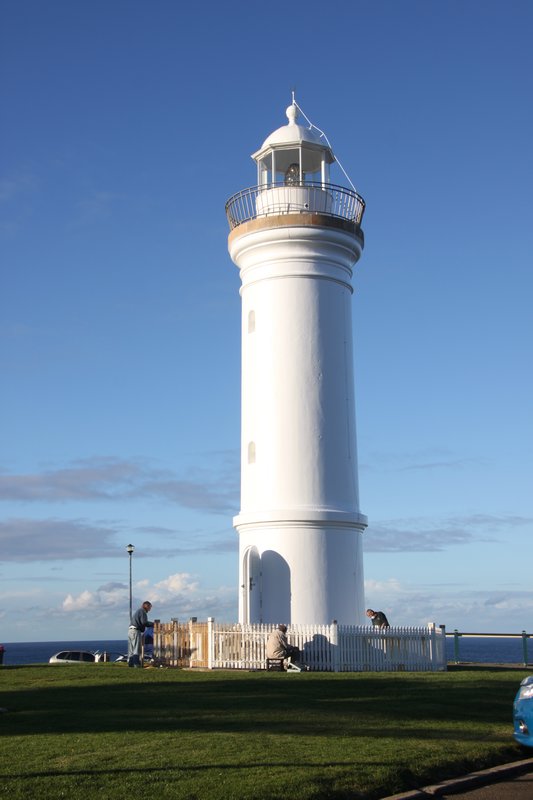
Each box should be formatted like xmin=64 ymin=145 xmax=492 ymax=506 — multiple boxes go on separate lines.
xmin=446 ymin=629 xmax=532 ymax=666
xmin=225 ymin=181 xmax=366 ymax=231
xmin=447 ymin=631 xmax=532 ymax=637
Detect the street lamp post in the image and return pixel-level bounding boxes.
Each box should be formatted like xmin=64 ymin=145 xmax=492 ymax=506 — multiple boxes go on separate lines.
xmin=126 ymin=544 xmax=135 ymax=621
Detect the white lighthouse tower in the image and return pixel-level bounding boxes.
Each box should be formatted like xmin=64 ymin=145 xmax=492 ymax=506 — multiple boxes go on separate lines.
xmin=226 ymin=101 xmax=367 ymax=625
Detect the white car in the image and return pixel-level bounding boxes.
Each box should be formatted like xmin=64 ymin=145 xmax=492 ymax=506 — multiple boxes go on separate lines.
xmin=49 ymin=650 xmax=99 ymax=664
xmin=49 ymin=650 xmax=127 ymax=664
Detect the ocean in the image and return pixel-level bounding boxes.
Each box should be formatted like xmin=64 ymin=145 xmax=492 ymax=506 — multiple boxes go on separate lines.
xmin=445 ymin=635 xmax=532 ymax=665
xmin=0 ymin=635 xmax=531 ymax=667
xmin=0 ymin=640 xmax=128 ymax=666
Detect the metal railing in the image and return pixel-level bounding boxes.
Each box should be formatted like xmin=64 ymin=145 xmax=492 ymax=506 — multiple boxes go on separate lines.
xmin=448 ymin=630 xmax=532 ymax=666
xmin=225 ymin=181 xmax=366 ymax=231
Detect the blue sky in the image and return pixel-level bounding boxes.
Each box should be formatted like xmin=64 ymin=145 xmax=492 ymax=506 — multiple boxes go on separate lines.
xmin=1 ymin=0 xmax=532 ymax=642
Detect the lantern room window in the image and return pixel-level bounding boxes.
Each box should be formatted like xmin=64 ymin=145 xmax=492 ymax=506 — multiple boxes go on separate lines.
xmin=257 ymin=145 xmax=330 ymax=188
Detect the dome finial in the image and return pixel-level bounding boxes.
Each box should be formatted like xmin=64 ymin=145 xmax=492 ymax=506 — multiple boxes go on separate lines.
xmin=286 ymin=102 xmax=298 ymax=126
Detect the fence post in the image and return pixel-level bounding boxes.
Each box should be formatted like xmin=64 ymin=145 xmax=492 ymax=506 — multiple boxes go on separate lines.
xmin=522 ymin=630 xmax=529 ymax=667
xmin=188 ymin=617 xmax=196 ymax=668
xmin=428 ymin=622 xmax=436 ymax=670
xmin=439 ymin=625 xmax=446 ymax=670
xmin=153 ymin=619 xmax=160 ymax=662
xmin=207 ymin=617 xmax=214 ymax=670
xmin=331 ymin=620 xmax=340 ymax=672
xmin=453 ymin=629 xmax=461 ymax=663
xmin=170 ymin=618 xmax=179 ymax=667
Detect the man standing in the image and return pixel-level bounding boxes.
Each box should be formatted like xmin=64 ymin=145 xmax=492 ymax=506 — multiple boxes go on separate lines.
xmin=366 ymin=608 xmax=390 ymax=628
xmin=128 ymin=601 xmax=154 ymax=667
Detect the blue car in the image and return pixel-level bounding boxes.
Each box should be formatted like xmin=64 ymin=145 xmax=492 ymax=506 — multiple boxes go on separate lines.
xmin=513 ymin=675 xmax=533 ymax=748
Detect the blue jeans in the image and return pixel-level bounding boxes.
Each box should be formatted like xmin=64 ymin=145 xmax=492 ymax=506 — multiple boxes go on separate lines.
xmin=128 ymin=628 xmax=142 ymax=667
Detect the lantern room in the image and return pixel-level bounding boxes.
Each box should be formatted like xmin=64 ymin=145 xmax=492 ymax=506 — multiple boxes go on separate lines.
xmin=226 ymin=100 xmax=365 ymax=230
xmin=252 ymin=103 xmax=334 ymax=187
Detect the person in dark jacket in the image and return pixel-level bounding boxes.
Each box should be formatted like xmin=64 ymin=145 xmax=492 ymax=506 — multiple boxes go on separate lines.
xmin=128 ymin=601 xmax=154 ymax=667
xmin=366 ymin=608 xmax=390 ymax=628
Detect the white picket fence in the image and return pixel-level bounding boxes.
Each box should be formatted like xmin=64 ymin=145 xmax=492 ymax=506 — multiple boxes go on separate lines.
xmin=154 ymin=619 xmax=447 ymax=672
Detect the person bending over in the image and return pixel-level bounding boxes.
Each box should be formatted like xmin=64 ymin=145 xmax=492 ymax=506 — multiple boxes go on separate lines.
xmin=366 ymin=608 xmax=390 ymax=628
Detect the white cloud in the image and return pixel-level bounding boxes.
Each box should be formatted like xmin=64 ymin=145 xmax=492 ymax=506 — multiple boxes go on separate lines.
xmin=360 ymin=446 xmax=480 ymax=474
xmin=363 ymin=575 xmax=533 ymax=633
xmin=0 ymin=587 xmax=42 ymax=602
xmin=149 ymin=573 xmax=200 ymax=601
xmin=363 ymin=513 xmax=532 ymax=552
xmin=61 ymin=572 xmax=236 ymax=622
xmin=0 ymin=455 xmax=238 ymax=513
xmin=364 ymin=578 xmax=403 ymax=594
xmin=0 ymin=518 xmax=120 ymax=562
xmin=62 ymin=582 xmax=128 ymax=612
xmin=63 ymin=590 xmax=96 ymax=611
xmin=0 ymin=516 xmax=236 ymax=564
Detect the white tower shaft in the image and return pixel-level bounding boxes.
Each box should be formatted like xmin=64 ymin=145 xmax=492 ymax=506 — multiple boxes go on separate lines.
xmin=230 ymin=216 xmax=366 ymax=625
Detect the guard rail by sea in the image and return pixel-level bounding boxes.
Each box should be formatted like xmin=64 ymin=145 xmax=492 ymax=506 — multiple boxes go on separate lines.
xmin=448 ymin=629 xmax=532 ymax=666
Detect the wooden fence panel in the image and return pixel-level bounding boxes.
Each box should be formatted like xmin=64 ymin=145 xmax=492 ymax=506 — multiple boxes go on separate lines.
xmin=189 ymin=621 xmax=209 ymax=668
xmin=153 ymin=620 xmax=192 ymax=667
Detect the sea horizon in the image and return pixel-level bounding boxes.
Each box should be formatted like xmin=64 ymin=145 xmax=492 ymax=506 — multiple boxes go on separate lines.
xmin=1 ymin=639 xmax=128 ymax=666
xmin=1 ymin=634 xmax=531 ymax=668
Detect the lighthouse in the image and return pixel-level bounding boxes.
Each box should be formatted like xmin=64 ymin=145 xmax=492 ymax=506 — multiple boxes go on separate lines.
xmin=226 ymin=101 xmax=367 ymax=625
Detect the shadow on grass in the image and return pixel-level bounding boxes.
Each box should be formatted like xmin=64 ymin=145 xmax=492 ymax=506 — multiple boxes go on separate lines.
xmin=1 ymin=757 xmax=528 ymax=800
xmin=0 ymin=667 xmax=524 ymax=740
xmin=0 ymin=758 xmax=387 ymax=780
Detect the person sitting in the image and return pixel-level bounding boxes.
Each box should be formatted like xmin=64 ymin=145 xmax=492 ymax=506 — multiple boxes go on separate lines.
xmin=266 ymin=624 xmax=302 ymax=670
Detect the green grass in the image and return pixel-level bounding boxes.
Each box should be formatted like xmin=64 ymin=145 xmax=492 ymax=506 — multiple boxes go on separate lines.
xmin=0 ymin=665 xmax=529 ymax=799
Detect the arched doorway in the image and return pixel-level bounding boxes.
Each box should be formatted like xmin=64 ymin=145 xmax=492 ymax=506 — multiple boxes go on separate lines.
xmin=242 ymin=546 xmax=262 ymax=623
xmin=261 ymin=550 xmax=291 ymax=623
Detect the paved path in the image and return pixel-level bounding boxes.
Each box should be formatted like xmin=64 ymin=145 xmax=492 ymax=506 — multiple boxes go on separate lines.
xmin=439 ymin=769 xmax=533 ymax=798
xmin=382 ymin=757 xmax=533 ymax=799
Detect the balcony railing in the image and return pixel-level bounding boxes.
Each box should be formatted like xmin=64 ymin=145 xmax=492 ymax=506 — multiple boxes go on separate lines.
xmin=226 ymin=181 xmax=366 ymax=231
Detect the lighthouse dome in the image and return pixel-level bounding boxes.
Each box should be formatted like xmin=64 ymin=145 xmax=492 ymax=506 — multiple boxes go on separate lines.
xmin=252 ymin=103 xmax=335 ymax=182
xmin=258 ymin=104 xmax=326 ymax=151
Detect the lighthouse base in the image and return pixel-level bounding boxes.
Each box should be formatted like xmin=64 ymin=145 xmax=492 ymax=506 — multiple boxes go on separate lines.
xmin=237 ymin=520 xmax=365 ymax=626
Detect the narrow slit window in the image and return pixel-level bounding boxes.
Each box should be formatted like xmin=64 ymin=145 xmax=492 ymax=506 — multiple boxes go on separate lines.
xmin=248 ymin=310 xmax=255 ymax=333
xmin=247 ymin=441 xmax=256 ymax=464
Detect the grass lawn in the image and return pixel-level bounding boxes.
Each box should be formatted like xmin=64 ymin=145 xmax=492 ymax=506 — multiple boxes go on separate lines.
xmin=0 ymin=665 xmax=529 ymax=799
